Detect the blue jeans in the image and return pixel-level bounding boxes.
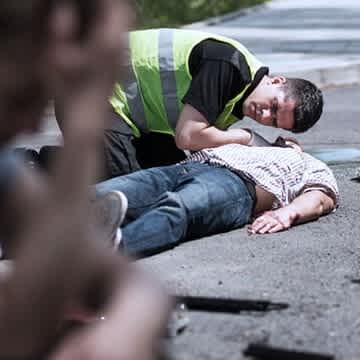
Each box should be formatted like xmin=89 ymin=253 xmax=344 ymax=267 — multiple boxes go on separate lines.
xmin=96 ymin=162 xmax=253 ymax=257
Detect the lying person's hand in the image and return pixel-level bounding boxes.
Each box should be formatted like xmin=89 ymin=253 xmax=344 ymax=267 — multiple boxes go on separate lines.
xmin=248 ymin=208 xmax=298 ymax=234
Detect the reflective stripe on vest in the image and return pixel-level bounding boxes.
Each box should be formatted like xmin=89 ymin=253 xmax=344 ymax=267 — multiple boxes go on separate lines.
xmin=126 ymin=29 xmax=180 ymax=132
xmin=158 ymin=29 xmax=181 ymax=130
xmin=121 ymin=46 xmax=148 ymax=132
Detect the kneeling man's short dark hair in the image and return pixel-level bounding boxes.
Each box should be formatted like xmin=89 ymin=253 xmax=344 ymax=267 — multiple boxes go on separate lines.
xmin=283 ymin=78 xmax=323 ymax=133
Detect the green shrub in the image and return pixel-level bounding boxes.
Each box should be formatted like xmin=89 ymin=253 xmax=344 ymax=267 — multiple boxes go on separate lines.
xmin=135 ymin=0 xmax=266 ymax=28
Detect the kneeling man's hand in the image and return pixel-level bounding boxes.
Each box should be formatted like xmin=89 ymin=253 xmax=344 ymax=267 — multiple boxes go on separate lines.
xmin=248 ymin=208 xmax=298 ymax=234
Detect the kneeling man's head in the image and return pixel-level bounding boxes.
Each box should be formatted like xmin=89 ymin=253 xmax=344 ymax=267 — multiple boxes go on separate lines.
xmin=243 ymin=75 xmax=323 ymax=133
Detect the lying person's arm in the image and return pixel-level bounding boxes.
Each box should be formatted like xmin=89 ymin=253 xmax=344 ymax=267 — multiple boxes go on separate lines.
xmin=175 ymin=104 xmax=251 ymax=151
xmin=249 ymin=190 xmax=335 ymax=234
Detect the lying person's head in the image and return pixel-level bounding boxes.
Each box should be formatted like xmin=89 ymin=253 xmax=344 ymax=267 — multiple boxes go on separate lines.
xmin=272 ymin=136 xmax=303 ymax=152
xmin=243 ymin=75 xmax=323 ymax=133
xmin=0 ymin=0 xmax=131 ymax=145
xmin=246 ymin=129 xmax=303 ymax=152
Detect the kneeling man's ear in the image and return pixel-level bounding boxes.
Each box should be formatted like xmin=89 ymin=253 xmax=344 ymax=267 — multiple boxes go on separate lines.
xmin=270 ymin=76 xmax=287 ymax=85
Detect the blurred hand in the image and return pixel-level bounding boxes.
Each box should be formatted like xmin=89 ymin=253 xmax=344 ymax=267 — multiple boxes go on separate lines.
xmin=0 ymin=0 xmax=132 ymax=349
xmin=0 ymin=3 xmax=153 ymax=359
xmin=49 ymin=272 xmax=171 ymax=360
xmin=49 ymin=0 xmax=132 ymax=101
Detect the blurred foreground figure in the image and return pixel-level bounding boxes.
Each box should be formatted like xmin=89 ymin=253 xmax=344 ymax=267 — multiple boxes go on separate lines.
xmin=0 ymin=0 xmax=169 ymax=359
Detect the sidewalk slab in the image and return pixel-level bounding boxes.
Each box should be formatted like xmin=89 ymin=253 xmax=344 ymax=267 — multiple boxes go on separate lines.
xmin=185 ymin=0 xmax=360 ymax=89
xmin=261 ymin=54 xmax=360 ymax=88
xmin=268 ymin=0 xmax=360 ymax=10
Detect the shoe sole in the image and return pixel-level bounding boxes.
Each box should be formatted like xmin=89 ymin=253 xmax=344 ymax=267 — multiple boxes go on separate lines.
xmin=106 ymin=190 xmax=128 ymax=229
xmin=91 ymin=190 xmax=128 ymax=243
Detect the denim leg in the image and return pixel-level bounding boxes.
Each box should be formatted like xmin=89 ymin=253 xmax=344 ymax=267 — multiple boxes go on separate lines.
xmin=95 ymin=164 xmax=183 ymax=223
xmin=122 ymin=191 xmax=188 ymax=257
xmin=175 ymin=163 xmax=253 ymax=240
xmin=121 ymin=163 xmax=210 ymax=257
xmin=121 ymin=163 xmax=253 ymax=257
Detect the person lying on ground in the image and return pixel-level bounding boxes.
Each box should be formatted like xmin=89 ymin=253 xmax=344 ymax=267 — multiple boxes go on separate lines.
xmin=95 ymin=139 xmax=338 ymax=258
xmin=0 ymin=0 xmax=170 ymax=359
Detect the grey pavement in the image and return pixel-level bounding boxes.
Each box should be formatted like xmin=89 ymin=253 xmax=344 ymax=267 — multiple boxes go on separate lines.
xmin=16 ymin=85 xmax=360 ymax=359
xmin=185 ymin=0 xmax=360 ymax=89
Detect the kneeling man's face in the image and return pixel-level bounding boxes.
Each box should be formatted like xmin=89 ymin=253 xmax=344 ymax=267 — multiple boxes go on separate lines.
xmin=244 ymin=76 xmax=296 ymax=131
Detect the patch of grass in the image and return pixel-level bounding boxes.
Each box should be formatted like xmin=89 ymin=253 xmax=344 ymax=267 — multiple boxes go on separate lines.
xmin=135 ymin=0 xmax=267 ymax=28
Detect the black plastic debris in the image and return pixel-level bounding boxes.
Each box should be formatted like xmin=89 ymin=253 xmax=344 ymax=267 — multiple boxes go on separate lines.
xmin=243 ymin=343 xmax=335 ymax=360
xmin=176 ymin=296 xmax=288 ymax=314
xmin=350 ymin=175 xmax=360 ymax=183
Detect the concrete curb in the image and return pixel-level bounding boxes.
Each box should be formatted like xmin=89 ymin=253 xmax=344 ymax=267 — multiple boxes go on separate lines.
xmin=183 ymin=9 xmax=360 ymax=89
xmin=282 ymin=62 xmax=360 ymax=90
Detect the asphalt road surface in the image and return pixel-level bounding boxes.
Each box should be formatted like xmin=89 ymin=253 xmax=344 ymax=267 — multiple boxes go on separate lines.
xmin=14 ymin=85 xmax=360 ymax=360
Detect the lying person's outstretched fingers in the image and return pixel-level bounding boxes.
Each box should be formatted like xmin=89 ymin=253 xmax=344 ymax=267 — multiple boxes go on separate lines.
xmin=249 ymin=213 xmax=276 ymax=234
xmin=250 ymin=210 xmax=294 ymax=234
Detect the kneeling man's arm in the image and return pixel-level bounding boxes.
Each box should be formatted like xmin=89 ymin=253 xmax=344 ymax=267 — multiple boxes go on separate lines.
xmin=175 ymin=105 xmax=251 ymax=151
xmin=249 ymin=190 xmax=335 ymax=234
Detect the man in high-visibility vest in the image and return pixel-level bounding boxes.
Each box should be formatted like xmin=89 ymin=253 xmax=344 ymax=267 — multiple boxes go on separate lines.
xmin=56 ymin=28 xmax=324 ymax=179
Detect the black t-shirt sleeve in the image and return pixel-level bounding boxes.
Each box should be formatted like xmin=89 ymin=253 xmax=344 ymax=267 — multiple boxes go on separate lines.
xmin=182 ymin=60 xmax=244 ymax=125
xmin=182 ymin=39 xmax=252 ymax=125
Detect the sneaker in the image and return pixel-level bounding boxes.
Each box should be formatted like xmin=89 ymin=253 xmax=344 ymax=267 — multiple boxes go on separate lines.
xmin=90 ymin=191 xmax=128 ymax=250
xmin=13 ymin=147 xmax=40 ymax=169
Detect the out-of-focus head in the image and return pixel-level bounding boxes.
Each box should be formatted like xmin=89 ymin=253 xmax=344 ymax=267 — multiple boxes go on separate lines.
xmin=0 ymin=0 xmax=132 ymax=145
xmin=243 ymin=75 xmax=323 ymax=133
